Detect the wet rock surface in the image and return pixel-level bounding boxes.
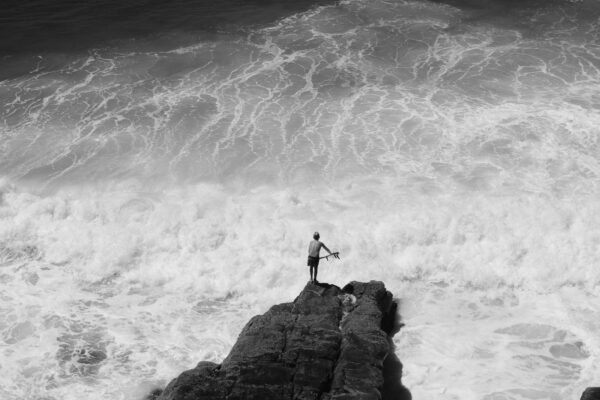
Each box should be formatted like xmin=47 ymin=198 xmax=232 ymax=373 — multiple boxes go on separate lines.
xmin=156 ymin=281 xmax=409 ymax=400
xmin=582 ymin=387 xmax=600 ymax=400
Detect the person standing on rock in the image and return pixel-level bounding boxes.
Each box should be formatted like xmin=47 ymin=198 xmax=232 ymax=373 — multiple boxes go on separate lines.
xmin=307 ymin=231 xmax=333 ymax=283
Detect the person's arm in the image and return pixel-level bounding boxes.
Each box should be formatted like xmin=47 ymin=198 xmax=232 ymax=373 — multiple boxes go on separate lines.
xmin=321 ymin=242 xmax=333 ymax=255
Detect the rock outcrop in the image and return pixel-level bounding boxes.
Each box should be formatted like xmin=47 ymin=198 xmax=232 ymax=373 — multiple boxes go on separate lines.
xmin=582 ymin=388 xmax=600 ymax=400
xmin=156 ymin=281 xmax=408 ymax=400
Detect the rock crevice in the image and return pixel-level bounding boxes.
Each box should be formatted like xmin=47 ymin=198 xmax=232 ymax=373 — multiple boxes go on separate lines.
xmin=156 ymin=281 xmax=408 ymax=400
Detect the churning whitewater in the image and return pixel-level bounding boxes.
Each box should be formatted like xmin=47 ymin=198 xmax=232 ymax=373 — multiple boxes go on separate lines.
xmin=1 ymin=0 xmax=600 ymax=399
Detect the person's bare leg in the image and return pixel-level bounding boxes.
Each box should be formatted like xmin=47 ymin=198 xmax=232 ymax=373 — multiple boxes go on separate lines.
xmin=309 ymin=266 xmax=314 ymax=282
xmin=314 ymin=265 xmax=318 ymax=283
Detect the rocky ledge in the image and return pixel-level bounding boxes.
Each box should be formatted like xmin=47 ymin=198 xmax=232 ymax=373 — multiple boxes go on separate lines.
xmin=582 ymin=388 xmax=600 ymax=400
xmin=154 ymin=281 xmax=409 ymax=400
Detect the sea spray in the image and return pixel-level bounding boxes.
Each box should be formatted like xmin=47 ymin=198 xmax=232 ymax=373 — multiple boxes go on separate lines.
xmin=1 ymin=180 xmax=600 ymax=398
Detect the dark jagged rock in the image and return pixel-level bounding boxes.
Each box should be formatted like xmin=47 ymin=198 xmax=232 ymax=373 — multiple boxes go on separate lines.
xmin=582 ymin=388 xmax=600 ymax=400
xmin=157 ymin=281 xmax=409 ymax=400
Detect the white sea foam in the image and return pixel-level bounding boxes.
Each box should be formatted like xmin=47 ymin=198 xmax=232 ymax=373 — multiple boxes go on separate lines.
xmin=1 ymin=0 xmax=600 ymax=398
xmin=2 ymin=0 xmax=600 ymax=191
xmin=1 ymin=179 xmax=600 ymax=398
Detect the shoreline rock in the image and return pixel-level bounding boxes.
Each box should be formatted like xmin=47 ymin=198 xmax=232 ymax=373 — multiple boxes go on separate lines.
xmin=582 ymin=388 xmax=600 ymax=400
xmin=155 ymin=281 xmax=409 ymax=400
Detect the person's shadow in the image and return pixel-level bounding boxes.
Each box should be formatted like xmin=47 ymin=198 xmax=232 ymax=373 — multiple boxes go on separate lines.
xmin=381 ymin=299 xmax=412 ymax=400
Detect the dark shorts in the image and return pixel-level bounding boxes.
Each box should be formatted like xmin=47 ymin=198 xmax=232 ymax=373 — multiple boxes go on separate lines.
xmin=307 ymin=256 xmax=319 ymax=268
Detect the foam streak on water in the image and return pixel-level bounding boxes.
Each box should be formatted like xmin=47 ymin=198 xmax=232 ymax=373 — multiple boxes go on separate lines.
xmin=2 ymin=0 xmax=600 ymax=191
xmin=1 ymin=0 xmax=600 ymax=399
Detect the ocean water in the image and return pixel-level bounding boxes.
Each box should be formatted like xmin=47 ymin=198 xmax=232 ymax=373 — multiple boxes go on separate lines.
xmin=1 ymin=0 xmax=600 ymax=399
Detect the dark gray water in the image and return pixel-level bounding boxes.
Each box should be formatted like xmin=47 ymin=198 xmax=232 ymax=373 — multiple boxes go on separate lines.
xmin=0 ymin=0 xmax=334 ymax=54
